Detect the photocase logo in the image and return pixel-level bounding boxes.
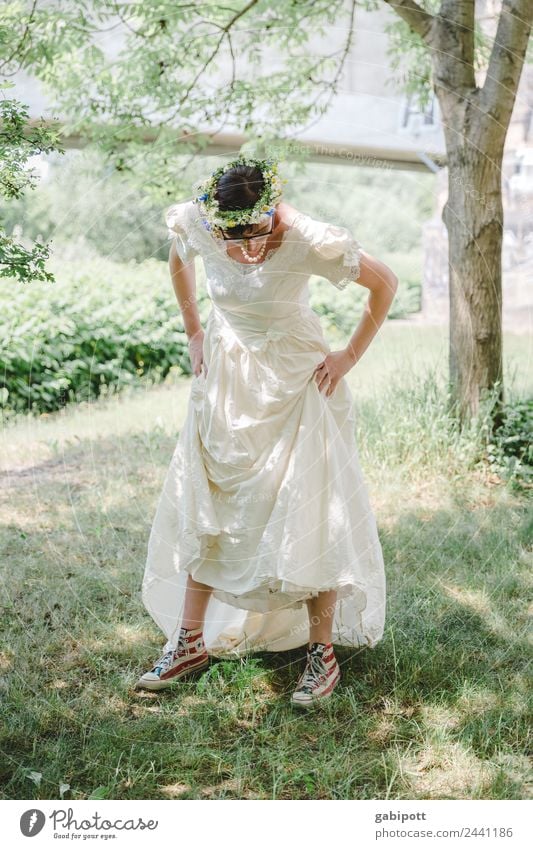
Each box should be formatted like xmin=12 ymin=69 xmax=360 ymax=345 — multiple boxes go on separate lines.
xmin=18 ymin=807 xmax=159 ymax=838
xmin=20 ymin=809 xmax=46 ymax=836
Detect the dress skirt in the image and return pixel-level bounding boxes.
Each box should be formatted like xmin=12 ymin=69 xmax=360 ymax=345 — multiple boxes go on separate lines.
xmin=140 ymin=303 xmax=387 ymax=658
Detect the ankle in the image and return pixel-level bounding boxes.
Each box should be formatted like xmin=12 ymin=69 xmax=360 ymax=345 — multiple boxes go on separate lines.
xmin=173 ymin=625 xmax=206 ymax=654
xmin=179 ymin=626 xmax=205 ymax=647
xmin=180 ymin=624 xmax=204 ymax=634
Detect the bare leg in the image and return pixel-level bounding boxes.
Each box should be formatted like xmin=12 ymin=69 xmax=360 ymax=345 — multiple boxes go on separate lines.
xmin=181 ymin=573 xmax=213 ymax=629
xmin=305 ymin=589 xmax=337 ymax=646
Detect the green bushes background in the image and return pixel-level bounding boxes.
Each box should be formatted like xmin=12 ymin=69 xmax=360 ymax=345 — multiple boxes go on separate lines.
xmin=0 ymin=251 xmax=417 ymax=417
xmin=0 ymin=257 xmax=211 ymax=415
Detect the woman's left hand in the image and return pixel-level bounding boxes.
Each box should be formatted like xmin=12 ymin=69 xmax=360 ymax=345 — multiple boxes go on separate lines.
xmin=313 ymin=349 xmax=354 ymax=398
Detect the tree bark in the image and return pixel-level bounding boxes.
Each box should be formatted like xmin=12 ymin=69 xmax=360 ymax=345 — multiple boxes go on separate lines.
xmin=442 ymin=139 xmax=504 ymax=423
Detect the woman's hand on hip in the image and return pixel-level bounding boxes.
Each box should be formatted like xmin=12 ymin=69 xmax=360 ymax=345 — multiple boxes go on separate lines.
xmin=313 ymin=349 xmax=354 ymax=397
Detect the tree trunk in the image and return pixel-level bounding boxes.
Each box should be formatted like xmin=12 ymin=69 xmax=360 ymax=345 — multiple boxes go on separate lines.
xmin=384 ymin=0 xmax=532 ymax=429
xmin=442 ymin=139 xmax=505 ymax=426
xmin=428 ymin=0 xmax=509 ymax=430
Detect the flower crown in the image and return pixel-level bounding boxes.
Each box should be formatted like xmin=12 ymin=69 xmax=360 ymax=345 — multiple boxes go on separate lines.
xmin=192 ymin=154 xmax=287 ymax=231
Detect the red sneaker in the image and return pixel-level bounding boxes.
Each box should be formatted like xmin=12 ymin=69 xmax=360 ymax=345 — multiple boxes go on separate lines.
xmin=135 ymin=627 xmax=209 ymax=691
xmin=291 ymin=642 xmax=341 ymax=708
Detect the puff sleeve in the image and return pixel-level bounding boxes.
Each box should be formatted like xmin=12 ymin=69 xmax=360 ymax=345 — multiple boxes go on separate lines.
xmin=164 ymin=201 xmax=199 ymax=264
xmin=301 ymin=217 xmax=363 ymax=290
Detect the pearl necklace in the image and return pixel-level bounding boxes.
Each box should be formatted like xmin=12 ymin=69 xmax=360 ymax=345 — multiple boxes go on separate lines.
xmin=239 ymin=240 xmax=268 ymax=263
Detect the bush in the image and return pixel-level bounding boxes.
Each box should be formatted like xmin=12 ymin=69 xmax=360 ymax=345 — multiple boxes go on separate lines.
xmin=309 ymin=252 xmax=422 ymax=341
xmin=0 ymin=256 xmax=209 ymax=418
xmin=487 ymin=397 xmax=533 ymax=485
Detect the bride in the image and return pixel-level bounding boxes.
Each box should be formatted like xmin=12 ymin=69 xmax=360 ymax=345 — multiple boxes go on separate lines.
xmin=135 ymin=154 xmax=398 ymax=708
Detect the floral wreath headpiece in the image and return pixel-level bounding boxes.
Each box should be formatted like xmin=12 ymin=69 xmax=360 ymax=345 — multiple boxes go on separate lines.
xmin=192 ymin=154 xmax=287 ymax=232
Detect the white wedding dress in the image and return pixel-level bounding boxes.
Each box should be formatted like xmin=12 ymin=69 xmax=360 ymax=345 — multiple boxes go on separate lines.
xmin=140 ymin=199 xmax=387 ymax=657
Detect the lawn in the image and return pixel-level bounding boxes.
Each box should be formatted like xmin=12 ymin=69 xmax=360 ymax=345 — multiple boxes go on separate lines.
xmin=0 ymin=321 xmax=531 ymax=800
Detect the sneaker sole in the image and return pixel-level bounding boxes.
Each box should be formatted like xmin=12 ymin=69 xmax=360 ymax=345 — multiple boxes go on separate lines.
xmin=134 ymin=656 xmax=210 ymax=691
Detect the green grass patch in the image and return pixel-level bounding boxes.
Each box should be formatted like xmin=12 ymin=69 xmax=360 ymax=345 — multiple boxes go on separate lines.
xmin=1 ymin=316 xmax=530 ymax=801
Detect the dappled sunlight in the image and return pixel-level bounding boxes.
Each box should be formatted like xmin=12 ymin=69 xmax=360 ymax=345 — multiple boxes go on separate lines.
xmin=420 ymin=702 xmax=461 ymax=732
xmin=48 ymin=679 xmax=70 ymax=690
xmin=1 ymin=0 xmax=530 ymax=801
xmin=0 ymin=438 xmax=56 ymax=475
xmin=174 ymin=696 xmax=215 ymax=718
xmin=200 ymin=777 xmax=242 ymax=798
xmin=128 ymin=704 xmax=163 ymax=717
xmin=367 ymin=715 xmax=396 ymax=746
xmin=455 ymin=684 xmax=501 ymax=717
xmin=113 ymin=624 xmax=148 ymax=645
xmin=1 ymin=505 xmax=54 ymax=531
xmin=400 ymin=739 xmax=496 ymax=797
xmin=0 ymin=651 xmax=13 ymax=672
xmin=366 ymin=695 xmax=420 ymax=745
xmin=440 ymin=583 xmax=516 ymax=641
xmin=1 ymin=378 xmax=194 ymax=473
xmin=160 ymin=782 xmax=193 ymax=798
xmin=454 ymin=677 xmax=529 ymax=719
xmin=369 ymin=479 xmax=455 ymax=522
xmin=490 ymin=752 xmax=532 ymax=790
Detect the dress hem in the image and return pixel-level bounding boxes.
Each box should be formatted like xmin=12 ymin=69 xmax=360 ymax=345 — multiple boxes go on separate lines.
xmin=204 ymin=573 xmax=368 ymax=614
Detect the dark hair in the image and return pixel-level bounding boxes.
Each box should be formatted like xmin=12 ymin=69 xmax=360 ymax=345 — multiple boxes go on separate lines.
xmin=214 ymin=164 xmax=265 ymax=236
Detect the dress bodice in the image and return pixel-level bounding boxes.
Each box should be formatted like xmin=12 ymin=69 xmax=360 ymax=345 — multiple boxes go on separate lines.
xmin=165 ymin=199 xmax=364 ymax=351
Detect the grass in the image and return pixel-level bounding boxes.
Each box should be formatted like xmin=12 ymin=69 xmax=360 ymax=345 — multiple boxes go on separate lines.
xmin=0 ymin=321 xmax=531 ymax=800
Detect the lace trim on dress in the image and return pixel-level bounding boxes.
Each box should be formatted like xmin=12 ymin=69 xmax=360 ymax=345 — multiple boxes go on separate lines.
xmin=333 ymin=250 xmax=363 ymax=291
xmin=292 ymin=215 xmax=363 ymax=290
xmin=319 ymin=229 xmax=363 ymax=290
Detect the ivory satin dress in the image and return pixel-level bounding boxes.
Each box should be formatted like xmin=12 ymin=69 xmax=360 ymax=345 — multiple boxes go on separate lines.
xmin=140 ymin=200 xmax=387 ymax=658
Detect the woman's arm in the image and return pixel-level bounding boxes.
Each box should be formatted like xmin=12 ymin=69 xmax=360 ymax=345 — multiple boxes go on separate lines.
xmin=314 ymin=251 xmax=399 ymax=397
xmin=344 ymin=251 xmax=399 ymax=367
xmin=169 ymin=239 xmax=205 ymax=376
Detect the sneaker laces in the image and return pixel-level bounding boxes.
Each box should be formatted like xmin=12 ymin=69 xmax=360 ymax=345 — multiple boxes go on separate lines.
xmin=298 ymin=649 xmax=328 ymax=693
xmin=151 ymin=648 xmax=175 ymax=677
xmin=176 ymin=628 xmax=191 ymax=653
xmin=151 ymin=629 xmax=199 ymax=676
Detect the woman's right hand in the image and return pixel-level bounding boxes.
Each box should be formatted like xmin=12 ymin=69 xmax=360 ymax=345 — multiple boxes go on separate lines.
xmin=188 ymin=328 xmax=207 ymax=377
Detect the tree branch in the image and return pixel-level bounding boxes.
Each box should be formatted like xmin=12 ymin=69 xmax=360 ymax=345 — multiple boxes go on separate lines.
xmin=0 ymin=0 xmax=39 ymax=73
xmin=439 ymin=0 xmax=475 ymax=79
xmin=480 ymin=0 xmax=533 ymax=124
xmin=432 ymin=0 xmax=476 ymax=94
xmin=156 ymin=0 xmax=261 ymax=126
xmin=382 ymin=0 xmax=434 ymax=42
xmin=283 ymin=0 xmax=358 ymax=139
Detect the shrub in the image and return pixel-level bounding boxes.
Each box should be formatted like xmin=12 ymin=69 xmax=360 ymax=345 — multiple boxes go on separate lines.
xmin=487 ymin=397 xmax=533 ymax=486
xmin=0 ymin=256 xmax=209 ymax=418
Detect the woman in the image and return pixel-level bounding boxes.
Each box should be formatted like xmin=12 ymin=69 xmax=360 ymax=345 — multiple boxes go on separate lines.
xmin=135 ymin=154 xmax=398 ymax=708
